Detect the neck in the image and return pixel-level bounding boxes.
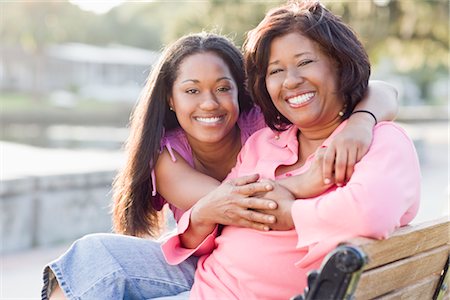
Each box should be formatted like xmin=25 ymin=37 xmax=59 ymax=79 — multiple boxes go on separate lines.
xmin=297 ymin=116 xmax=343 ymax=162
xmin=298 ymin=114 xmax=343 ymax=141
xmin=189 ymin=126 xmax=241 ymax=181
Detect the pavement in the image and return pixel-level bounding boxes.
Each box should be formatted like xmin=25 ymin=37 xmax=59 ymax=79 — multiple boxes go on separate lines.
xmin=1 ymin=141 xmax=125 ymax=180
xmin=0 ymin=121 xmax=448 ymax=299
xmin=1 ymin=244 xmax=71 ymax=300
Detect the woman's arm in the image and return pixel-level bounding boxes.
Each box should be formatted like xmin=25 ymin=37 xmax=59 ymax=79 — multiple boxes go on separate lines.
xmin=277 ymin=81 xmax=398 ymax=199
xmin=276 ymin=147 xmax=332 ymax=199
xmin=322 ymin=80 xmax=399 ymax=185
xmin=155 ymin=149 xmax=221 ymax=211
xmin=291 ymin=124 xmax=420 ymax=265
xmin=359 ymin=80 xmax=399 ymax=122
xmin=180 ymin=175 xmax=278 ymax=249
xmin=155 ymin=150 xmax=277 ymax=230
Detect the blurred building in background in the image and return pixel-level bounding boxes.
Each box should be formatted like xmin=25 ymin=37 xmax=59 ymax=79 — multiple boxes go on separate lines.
xmin=1 ymin=43 xmax=159 ymax=103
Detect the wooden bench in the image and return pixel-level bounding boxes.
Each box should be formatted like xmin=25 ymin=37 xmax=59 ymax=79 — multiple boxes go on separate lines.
xmin=293 ymin=217 xmax=450 ymax=300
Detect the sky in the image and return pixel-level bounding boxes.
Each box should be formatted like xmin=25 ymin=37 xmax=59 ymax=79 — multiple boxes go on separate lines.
xmin=68 ymin=0 xmax=126 ymax=14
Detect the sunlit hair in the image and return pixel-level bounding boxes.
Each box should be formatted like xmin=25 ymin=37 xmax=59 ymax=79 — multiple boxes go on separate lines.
xmin=112 ymin=32 xmax=253 ymax=237
xmin=243 ymin=0 xmax=370 ymax=131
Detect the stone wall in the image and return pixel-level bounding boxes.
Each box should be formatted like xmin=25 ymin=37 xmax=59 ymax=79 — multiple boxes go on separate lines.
xmin=0 ymin=171 xmax=115 ymax=253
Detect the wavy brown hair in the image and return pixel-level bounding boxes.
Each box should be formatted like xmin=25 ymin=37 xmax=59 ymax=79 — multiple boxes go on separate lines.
xmin=112 ymin=32 xmax=254 ymax=237
xmin=243 ymin=0 xmax=370 ymax=131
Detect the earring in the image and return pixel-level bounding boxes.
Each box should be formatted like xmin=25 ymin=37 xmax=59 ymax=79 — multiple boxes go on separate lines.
xmin=169 ymin=106 xmax=174 ymax=111
xmin=338 ymin=103 xmax=347 ymax=117
xmin=276 ymin=114 xmax=281 ymax=121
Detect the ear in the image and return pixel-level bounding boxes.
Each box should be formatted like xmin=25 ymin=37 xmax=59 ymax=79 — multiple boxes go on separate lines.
xmin=168 ymin=98 xmax=175 ymax=111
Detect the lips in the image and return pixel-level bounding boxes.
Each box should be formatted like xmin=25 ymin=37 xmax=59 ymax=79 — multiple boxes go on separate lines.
xmin=286 ymin=92 xmax=315 ymax=107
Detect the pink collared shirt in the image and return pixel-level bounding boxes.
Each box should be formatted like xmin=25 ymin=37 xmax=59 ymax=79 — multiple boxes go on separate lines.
xmin=162 ymin=121 xmax=421 ymax=300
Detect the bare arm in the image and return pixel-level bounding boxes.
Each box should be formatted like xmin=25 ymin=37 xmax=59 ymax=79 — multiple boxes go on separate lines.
xmin=180 ymin=175 xmax=277 ymax=249
xmin=357 ymin=80 xmax=399 ymax=122
xmin=155 ymin=149 xmax=277 ymax=231
xmin=155 ymin=149 xmax=221 ymax=211
xmin=322 ymin=80 xmax=398 ymax=186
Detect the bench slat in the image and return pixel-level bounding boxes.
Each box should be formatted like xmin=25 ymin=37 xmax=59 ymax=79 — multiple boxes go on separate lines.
xmin=346 ymin=217 xmax=449 ymax=270
xmin=355 ymin=244 xmax=450 ymax=299
xmin=377 ymin=275 xmax=441 ymax=300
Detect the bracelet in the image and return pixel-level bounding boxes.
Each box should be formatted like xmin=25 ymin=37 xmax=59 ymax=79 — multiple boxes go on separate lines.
xmin=351 ymin=110 xmax=377 ymax=125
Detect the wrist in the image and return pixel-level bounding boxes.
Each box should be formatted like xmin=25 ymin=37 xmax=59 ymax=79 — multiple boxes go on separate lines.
xmin=190 ymin=204 xmax=215 ymax=229
xmin=285 ymin=201 xmax=295 ymax=229
xmin=288 ymin=173 xmax=310 ymax=198
xmin=350 ymin=110 xmax=377 ymax=126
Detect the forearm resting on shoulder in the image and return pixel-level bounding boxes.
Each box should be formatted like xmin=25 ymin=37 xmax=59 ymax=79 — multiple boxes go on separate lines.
xmin=358 ymin=80 xmax=399 ymax=122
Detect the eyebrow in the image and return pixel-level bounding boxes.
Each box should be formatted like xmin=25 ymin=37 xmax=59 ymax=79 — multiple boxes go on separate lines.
xmin=268 ymin=52 xmax=312 ymax=66
xmin=180 ymin=76 xmax=233 ymax=84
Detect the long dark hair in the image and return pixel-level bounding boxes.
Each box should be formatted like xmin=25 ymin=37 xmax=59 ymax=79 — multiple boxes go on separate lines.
xmin=244 ymin=0 xmax=370 ymax=131
xmin=112 ymin=32 xmax=254 ymax=237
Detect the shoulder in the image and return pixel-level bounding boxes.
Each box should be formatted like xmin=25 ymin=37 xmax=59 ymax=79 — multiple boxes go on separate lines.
xmin=161 ymin=127 xmax=193 ymax=165
xmin=368 ymin=121 xmax=419 ymax=166
xmin=373 ymin=121 xmax=415 ymax=146
xmin=162 ymin=128 xmax=186 ymax=145
xmin=238 ymin=106 xmax=266 ymax=134
xmin=244 ymin=126 xmax=276 ymax=145
xmin=162 ymin=128 xmax=189 ymax=152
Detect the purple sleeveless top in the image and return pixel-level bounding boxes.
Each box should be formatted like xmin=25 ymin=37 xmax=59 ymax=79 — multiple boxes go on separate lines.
xmin=151 ymin=106 xmax=266 ymax=222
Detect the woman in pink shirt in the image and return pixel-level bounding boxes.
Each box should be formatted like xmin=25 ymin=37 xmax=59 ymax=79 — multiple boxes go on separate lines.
xmin=162 ymin=2 xmax=421 ymax=299
xmin=43 ymin=32 xmax=399 ymax=299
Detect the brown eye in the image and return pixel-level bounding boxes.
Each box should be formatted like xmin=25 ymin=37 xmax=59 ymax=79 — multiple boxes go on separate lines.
xmin=186 ymin=89 xmax=199 ymax=94
xmin=298 ymin=59 xmax=313 ymax=67
xmin=268 ymin=68 xmax=283 ymax=76
xmin=217 ymin=86 xmax=231 ymax=93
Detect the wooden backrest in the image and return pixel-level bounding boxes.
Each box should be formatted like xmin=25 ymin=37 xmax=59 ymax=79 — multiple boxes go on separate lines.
xmin=348 ymin=217 xmax=450 ymax=299
xmin=294 ymin=217 xmax=450 ymax=300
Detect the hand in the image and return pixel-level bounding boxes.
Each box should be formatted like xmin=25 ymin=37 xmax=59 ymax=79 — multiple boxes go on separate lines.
xmin=191 ymin=174 xmax=278 ymax=231
xmin=323 ymin=117 xmax=373 ymax=186
xmin=302 ymin=147 xmax=335 ymax=197
xmin=254 ymin=179 xmax=295 ymax=231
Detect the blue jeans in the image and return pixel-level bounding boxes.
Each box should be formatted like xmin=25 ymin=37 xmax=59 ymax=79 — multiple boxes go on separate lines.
xmin=41 ymin=233 xmax=197 ymax=300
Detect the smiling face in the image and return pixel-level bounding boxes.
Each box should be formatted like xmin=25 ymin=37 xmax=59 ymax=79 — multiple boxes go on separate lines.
xmin=265 ymin=32 xmax=344 ymax=132
xmin=170 ymin=51 xmax=240 ymax=146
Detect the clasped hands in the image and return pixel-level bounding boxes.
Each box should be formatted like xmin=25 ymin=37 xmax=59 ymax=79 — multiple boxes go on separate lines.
xmin=190 ymin=174 xmax=297 ymax=232
xmin=190 ymin=147 xmax=338 ymax=232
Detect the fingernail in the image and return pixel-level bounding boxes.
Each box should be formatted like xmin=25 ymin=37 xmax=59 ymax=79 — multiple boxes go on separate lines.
xmin=324 ymin=178 xmax=331 ymax=184
xmin=269 ymin=203 xmax=277 ymax=209
xmin=269 ymin=216 xmax=276 ymax=222
xmin=264 ymin=226 xmax=270 ymax=231
xmin=337 ymin=183 xmax=342 ymax=187
xmin=265 ymin=184 xmax=272 ymax=190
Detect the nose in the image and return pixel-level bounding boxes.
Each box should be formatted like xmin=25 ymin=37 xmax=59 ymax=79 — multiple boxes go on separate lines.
xmin=199 ymin=91 xmax=220 ymax=110
xmin=283 ymin=67 xmax=304 ymax=89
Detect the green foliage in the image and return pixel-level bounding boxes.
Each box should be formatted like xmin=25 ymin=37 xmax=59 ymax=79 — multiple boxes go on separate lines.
xmin=1 ymin=0 xmax=448 ymax=104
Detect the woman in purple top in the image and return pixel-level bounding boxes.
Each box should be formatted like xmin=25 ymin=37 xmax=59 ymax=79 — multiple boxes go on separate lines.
xmin=43 ymin=32 xmax=398 ymax=299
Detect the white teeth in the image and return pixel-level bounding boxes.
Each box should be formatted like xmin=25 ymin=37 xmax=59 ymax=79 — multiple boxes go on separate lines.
xmin=287 ymin=92 xmax=315 ymax=105
xmin=195 ymin=116 xmax=222 ymax=123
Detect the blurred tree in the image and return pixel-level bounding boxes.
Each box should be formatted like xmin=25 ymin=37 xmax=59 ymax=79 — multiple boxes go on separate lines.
xmin=323 ymin=0 xmax=449 ymax=103
xmin=166 ymin=0 xmax=283 ymax=46
xmin=1 ymin=0 xmax=447 ymax=104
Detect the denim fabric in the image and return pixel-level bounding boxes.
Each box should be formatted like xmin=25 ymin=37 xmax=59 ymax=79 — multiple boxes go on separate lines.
xmin=41 ymin=233 xmax=197 ymax=300
xmin=152 ymin=291 xmax=190 ymax=300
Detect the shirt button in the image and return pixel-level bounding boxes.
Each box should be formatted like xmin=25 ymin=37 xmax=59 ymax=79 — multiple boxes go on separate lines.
xmin=275 ymin=135 xmax=280 ymax=140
